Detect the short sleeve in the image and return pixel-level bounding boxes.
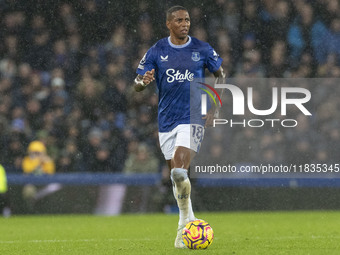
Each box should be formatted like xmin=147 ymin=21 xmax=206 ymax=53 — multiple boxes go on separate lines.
xmin=136 ymin=47 xmax=156 ymax=76
xmin=205 ymin=44 xmax=223 ymax=73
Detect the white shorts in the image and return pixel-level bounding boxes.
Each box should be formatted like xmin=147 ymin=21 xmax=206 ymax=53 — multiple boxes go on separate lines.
xmin=159 ymin=124 xmax=205 ymax=160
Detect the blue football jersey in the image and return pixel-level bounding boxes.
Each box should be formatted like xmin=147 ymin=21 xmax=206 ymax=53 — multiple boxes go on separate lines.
xmin=136 ymin=36 xmax=223 ymax=132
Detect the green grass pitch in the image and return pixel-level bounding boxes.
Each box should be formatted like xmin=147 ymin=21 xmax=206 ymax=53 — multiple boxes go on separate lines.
xmin=1 ymin=211 xmax=340 ymax=254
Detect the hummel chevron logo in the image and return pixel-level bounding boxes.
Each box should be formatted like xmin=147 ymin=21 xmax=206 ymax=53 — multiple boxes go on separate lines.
xmin=160 ymin=55 xmax=168 ymax=62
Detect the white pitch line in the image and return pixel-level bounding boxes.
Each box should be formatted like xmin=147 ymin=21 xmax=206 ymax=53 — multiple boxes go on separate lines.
xmin=0 ymin=239 xmax=97 ymax=244
xmin=229 ymin=236 xmax=340 ymax=241
xmin=0 ymin=238 xmax=158 ymax=244
xmin=1 ymin=236 xmax=340 ymax=245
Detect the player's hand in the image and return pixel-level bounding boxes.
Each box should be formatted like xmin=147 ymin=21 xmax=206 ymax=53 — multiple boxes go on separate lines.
xmin=203 ymin=108 xmax=219 ymax=128
xmin=203 ymin=112 xmax=214 ymax=128
xmin=143 ymin=69 xmax=155 ymax=86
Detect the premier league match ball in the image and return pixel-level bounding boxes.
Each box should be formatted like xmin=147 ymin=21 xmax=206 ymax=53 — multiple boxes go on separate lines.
xmin=182 ymin=219 xmax=214 ymax=249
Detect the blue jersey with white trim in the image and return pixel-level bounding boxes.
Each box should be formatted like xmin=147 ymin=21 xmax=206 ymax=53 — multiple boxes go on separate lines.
xmin=137 ymin=36 xmax=223 ymax=132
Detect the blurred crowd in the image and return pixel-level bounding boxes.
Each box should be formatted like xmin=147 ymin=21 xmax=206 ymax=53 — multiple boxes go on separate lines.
xmin=0 ymin=0 xmax=339 ymax=174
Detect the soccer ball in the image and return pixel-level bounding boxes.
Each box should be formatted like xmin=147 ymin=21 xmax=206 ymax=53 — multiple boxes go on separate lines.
xmin=182 ymin=219 xmax=214 ymax=249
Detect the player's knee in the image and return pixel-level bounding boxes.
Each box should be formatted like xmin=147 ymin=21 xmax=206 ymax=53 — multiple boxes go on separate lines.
xmin=171 ymin=168 xmax=188 ymax=183
xmin=173 ymin=146 xmax=193 ymax=169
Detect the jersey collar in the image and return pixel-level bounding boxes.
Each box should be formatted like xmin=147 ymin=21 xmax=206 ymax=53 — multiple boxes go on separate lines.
xmin=167 ymin=36 xmax=191 ymax=48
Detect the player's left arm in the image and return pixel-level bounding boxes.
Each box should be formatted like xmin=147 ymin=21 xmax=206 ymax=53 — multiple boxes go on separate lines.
xmin=213 ymin=66 xmax=225 ymax=84
xmin=203 ymin=66 xmax=225 ymax=127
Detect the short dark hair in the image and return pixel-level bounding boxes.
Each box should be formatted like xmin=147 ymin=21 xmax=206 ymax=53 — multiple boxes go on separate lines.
xmin=166 ymin=5 xmax=188 ymax=21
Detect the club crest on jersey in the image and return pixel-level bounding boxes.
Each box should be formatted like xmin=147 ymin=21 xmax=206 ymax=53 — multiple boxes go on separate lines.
xmin=160 ymin=55 xmax=168 ymax=62
xmin=191 ymin=52 xmax=200 ymax=62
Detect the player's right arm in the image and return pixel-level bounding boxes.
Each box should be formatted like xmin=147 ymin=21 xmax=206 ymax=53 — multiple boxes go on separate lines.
xmin=134 ymin=69 xmax=155 ymax=92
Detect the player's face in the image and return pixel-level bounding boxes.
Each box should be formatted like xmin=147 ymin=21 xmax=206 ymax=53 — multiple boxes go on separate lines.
xmin=167 ymin=10 xmax=190 ymax=40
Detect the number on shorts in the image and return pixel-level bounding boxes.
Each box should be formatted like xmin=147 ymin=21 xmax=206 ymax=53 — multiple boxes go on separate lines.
xmin=192 ymin=125 xmax=204 ymax=143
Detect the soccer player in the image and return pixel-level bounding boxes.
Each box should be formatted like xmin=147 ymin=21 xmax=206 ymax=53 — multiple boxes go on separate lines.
xmin=134 ymin=5 xmax=225 ymax=248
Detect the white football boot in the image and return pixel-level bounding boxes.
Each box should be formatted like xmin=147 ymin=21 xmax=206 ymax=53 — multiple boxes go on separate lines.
xmin=174 ymin=224 xmax=187 ymax=249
